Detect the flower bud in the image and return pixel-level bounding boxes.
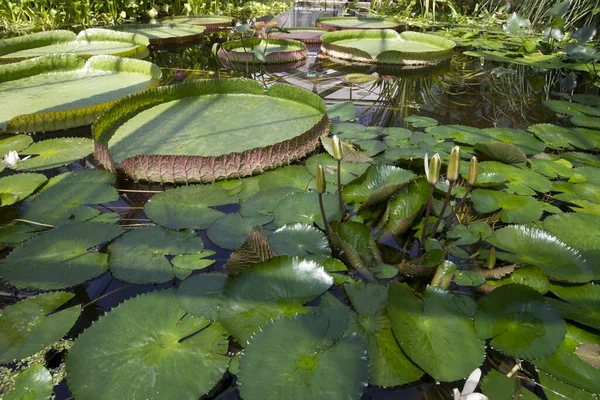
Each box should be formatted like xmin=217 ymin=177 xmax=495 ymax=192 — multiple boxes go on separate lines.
xmin=486 ymin=247 xmax=496 ymax=269
xmin=467 ymin=156 xmax=478 ymax=186
xmin=332 ymin=135 xmax=343 ymax=161
xmin=147 ymin=7 xmax=158 ymax=18
xmin=316 ymin=165 xmax=326 ymax=194
xmin=447 ymin=146 xmax=460 ymax=183
xmin=425 ymin=153 xmax=441 ymax=185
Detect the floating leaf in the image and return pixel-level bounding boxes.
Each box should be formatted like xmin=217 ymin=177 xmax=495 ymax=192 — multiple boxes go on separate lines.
xmin=237 ymin=313 xmax=368 ymax=400
xmin=471 ymin=189 xmax=543 ymax=223
xmin=0 ymin=222 xmax=122 ymax=289
xmin=487 ymin=225 xmax=591 ymax=283
xmin=15 ymin=138 xmax=93 ymax=171
xmin=177 ymin=273 xmax=227 ymax=320
xmin=486 ymin=265 xmax=550 ymax=294
xmin=388 ymin=283 xmax=485 ymax=382
xmin=537 ymin=370 xmax=598 ymax=400
xmin=258 ymin=165 xmax=314 ymax=191
xmin=66 ymin=289 xmax=230 ymax=400
xmin=0 ymin=134 xmax=32 ymax=155
xmin=0 ymin=173 xmax=46 ymax=206
xmin=2 ymin=364 xmax=53 ymax=400
xmin=145 ymin=184 xmax=237 ymax=230
xmin=108 ymin=226 xmax=204 ymax=284
xmin=528 ymin=124 xmax=595 ymax=150
xmin=571 ymin=114 xmax=600 ymax=129
xmin=474 ymin=142 xmax=527 ymax=164
xmin=343 ymin=165 xmax=416 ymax=207
xmin=481 ymin=369 xmax=538 ymax=400
xmin=480 ymin=127 xmax=545 ymax=153
xmin=475 ymin=284 xmax=565 ymax=359
xmin=273 ymin=191 xmax=339 ymax=230
xmin=40 ymin=169 xmax=116 ymax=190
xmin=548 ymin=282 xmax=600 ymax=330
xmin=453 ymin=270 xmax=486 ymax=286
xmin=562 ymin=151 xmax=600 ymax=167
xmin=224 ymin=226 xmax=275 ymax=276
xmin=530 ymin=158 xmax=573 ymax=178
xmin=353 ymin=138 xmax=388 ymax=156
xmin=371 ymin=264 xmax=398 ymax=279
xmin=305 ymin=153 xmax=369 ymax=186
xmin=426 ymin=124 xmax=493 ymax=144
xmin=327 ymin=101 xmax=357 ymax=121
xmin=171 ymin=250 xmax=215 ymax=273
xmin=478 ymin=161 xmax=551 ymax=195
xmin=385 ymin=178 xmax=429 ymax=236
xmin=268 ymin=223 xmax=330 ymax=256
xmin=404 ymin=115 xmax=438 ymax=128
xmin=0 ymin=292 xmax=79 ymax=363
xmin=207 ymin=213 xmax=272 ymax=250
xmin=543 ymin=99 xmax=600 ymax=117
xmin=320 ymin=136 xmax=372 ymax=163
xmin=0 ymin=223 xmax=45 ymax=245
xmin=239 ymin=186 xmax=301 ymax=217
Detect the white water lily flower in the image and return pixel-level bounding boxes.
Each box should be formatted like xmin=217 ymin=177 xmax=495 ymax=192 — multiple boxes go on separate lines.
xmin=147 ymin=7 xmax=158 ymax=18
xmin=424 ymin=152 xmax=441 ymax=185
xmin=453 ymin=368 xmax=488 ymax=400
xmin=3 ymin=151 xmax=30 ymax=168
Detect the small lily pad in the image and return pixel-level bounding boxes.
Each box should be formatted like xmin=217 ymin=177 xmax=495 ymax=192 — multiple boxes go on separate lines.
xmin=543 ymin=99 xmax=600 ymax=117
xmin=0 ymin=173 xmax=46 ymax=206
xmin=530 ymin=158 xmax=573 ymax=178
xmin=207 ymin=213 xmax=272 ymax=250
xmin=0 ymin=292 xmax=80 ymax=363
xmin=328 ymin=101 xmax=357 ymax=121
xmin=426 ymin=124 xmax=493 ymax=144
xmin=15 ymin=138 xmax=94 ymax=171
xmin=453 ymin=270 xmax=486 ymax=286
xmin=404 ymin=115 xmax=438 ymax=128
xmin=480 ymin=127 xmax=545 ymax=153
xmin=481 ymin=369 xmax=539 ymax=400
xmin=2 ymin=364 xmax=53 ymax=400
xmin=478 ymin=161 xmax=551 ymax=195
xmin=268 ymin=223 xmax=330 ymax=256
xmin=528 ymin=124 xmax=595 ymax=150
xmin=259 ymin=165 xmax=314 ymax=191
xmin=571 ymin=114 xmax=600 ymax=129
xmin=273 ymin=191 xmax=340 ymax=230
xmin=471 ymin=189 xmax=543 ymax=223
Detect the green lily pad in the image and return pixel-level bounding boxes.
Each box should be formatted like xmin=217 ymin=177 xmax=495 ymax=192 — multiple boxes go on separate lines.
xmin=15 ymin=138 xmax=93 ymax=171
xmin=487 ymin=225 xmax=592 ymax=283
xmin=0 ymin=134 xmax=32 ymax=155
xmin=145 ymin=184 xmax=237 ymax=230
xmin=562 ymin=151 xmax=600 ymax=167
xmin=66 ymin=289 xmax=230 ymax=400
xmin=177 ymin=273 xmax=227 ymax=321
xmin=385 ymin=178 xmax=429 ymax=236
xmin=571 ymin=114 xmax=600 ymax=129
xmin=345 ymin=282 xmax=424 ymax=386
xmin=353 ymin=138 xmax=388 ymax=156
xmin=543 ymin=99 xmax=600 ymax=117
xmin=543 ymin=212 xmax=600 ymax=278
xmin=273 ymin=191 xmax=339 ymax=230
xmin=426 ymin=124 xmax=493 ymax=144
xmin=571 ymin=166 xmax=600 ymax=185
xmin=372 ymin=264 xmax=398 ymax=279
xmin=528 ymin=124 xmax=595 ymax=150
xmin=474 ymin=142 xmax=527 ymax=164
xmin=239 ymin=186 xmax=301 ymax=217
xmin=0 ymin=222 xmax=122 ymax=289
xmin=320 ymin=135 xmax=372 ymax=163
xmin=572 ymin=94 xmax=600 ymax=106
xmin=170 ymin=250 xmax=215 ymax=279
xmin=237 ymin=313 xmax=369 ymax=400
xmin=471 ymin=189 xmax=543 ymax=223
xmin=328 ymin=101 xmax=357 ymax=121
xmin=538 ymin=370 xmax=598 ymax=400
xmin=2 ymin=364 xmax=53 ymax=400
xmin=447 ymin=222 xmax=492 ymax=246
xmin=0 ymin=173 xmax=46 ymax=206
xmin=480 ymin=127 xmax=545 ymax=153
xmin=573 ymin=128 xmax=600 ymax=148
xmin=207 ymin=213 xmax=272 ymax=250
xmin=453 ymin=270 xmax=486 ymax=286
xmin=486 ymin=265 xmax=550 ymax=294
xmin=534 ymin=324 xmax=600 ymax=394
xmin=268 ymin=223 xmax=330 ymax=256
xmin=108 ymin=226 xmax=204 ymax=284
xmin=530 ymin=158 xmax=573 ymax=178
xmin=548 ymin=282 xmax=600 ymax=330
xmin=305 ymin=153 xmax=369 ymax=187
xmin=343 ymin=165 xmax=416 ymax=207
xmin=0 ymin=292 xmax=80 ymax=363
xmin=481 ymin=369 xmax=539 ymax=400
xmin=218 ymin=256 xmax=333 ymax=343
xmin=258 ymin=165 xmax=314 ymax=191
xmin=0 ymin=223 xmax=45 ymax=245
xmin=404 ymin=115 xmax=438 ymax=128
xmin=387 ymin=283 xmax=486 ymax=382
xmin=475 ymin=284 xmax=566 ymax=359
xmin=478 ymin=161 xmax=552 ymax=195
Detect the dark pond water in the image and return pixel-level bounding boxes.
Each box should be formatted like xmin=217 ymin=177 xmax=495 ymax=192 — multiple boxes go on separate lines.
xmin=1 ymin=7 xmax=597 ymax=399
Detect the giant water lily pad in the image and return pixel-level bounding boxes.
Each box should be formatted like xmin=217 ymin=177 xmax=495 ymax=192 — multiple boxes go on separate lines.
xmin=487 ymin=225 xmax=592 ymax=283
xmin=162 ymin=16 xmax=232 ymax=32
xmin=387 ymin=283 xmax=486 ymax=382
xmin=218 ymin=38 xmax=307 ymax=65
xmin=474 ymin=284 xmax=566 ymax=359
xmin=94 ymin=79 xmax=328 ymax=183
xmin=268 ymin=28 xmax=329 ymax=45
xmin=111 ymin=23 xmax=205 ymax=47
xmin=237 ymin=313 xmax=369 ymax=400
xmin=0 ymin=54 xmax=161 ymax=133
xmin=0 ymin=222 xmax=122 ymax=289
xmin=316 ymin=17 xmax=401 ymax=30
xmin=320 ymin=30 xmax=455 ymax=65
xmin=0 ymin=29 xmax=149 ymax=64
xmin=66 ymin=289 xmax=230 ymax=400
xmin=0 ymin=292 xmax=80 ymax=363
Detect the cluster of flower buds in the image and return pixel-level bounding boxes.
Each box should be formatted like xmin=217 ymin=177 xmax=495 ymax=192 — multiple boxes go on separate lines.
xmin=425 ymin=146 xmax=478 ymax=186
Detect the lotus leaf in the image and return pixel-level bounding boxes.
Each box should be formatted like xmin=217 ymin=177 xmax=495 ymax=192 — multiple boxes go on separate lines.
xmin=527 ymin=124 xmax=595 ymax=150
xmin=480 ymin=127 xmax=545 ymax=153
xmin=475 ymin=284 xmax=565 ymax=359
xmin=572 ymin=114 xmax=600 ymax=129
xmin=474 ymin=142 xmax=527 ymax=164
xmin=218 ymin=256 xmax=333 ymax=343
xmin=471 ymin=189 xmax=543 ymax=223
xmin=207 ymin=213 xmax=273 ymax=250
xmin=387 ymin=283 xmax=486 ymax=382
xmin=170 ymin=250 xmax=215 ymax=280
xmin=177 ymin=273 xmax=227 ymax=320
xmin=316 ymin=16 xmax=401 ymax=30
xmin=273 ymin=191 xmax=339 ymax=230
xmin=0 ymin=173 xmax=46 ymax=206
xmin=548 ymin=282 xmax=600 ymax=330
xmin=404 ymin=115 xmax=438 ymax=128
xmin=320 ymin=30 xmax=455 ymax=65
xmin=0 ymin=54 xmax=160 ymax=133
xmin=240 ymin=186 xmax=301 ymax=217
xmin=486 ymin=225 xmax=592 ymax=283
xmin=0 ymin=222 xmax=121 ymax=289
xmin=0 ymin=29 xmax=149 ymax=63
xmin=343 ymin=165 xmax=416 ymax=207
xmin=2 ymin=364 xmax=53 ymax=400
xmin=108 ymin=226 xmax=204 ymax=284
xmin=330 ymin=122 xmax=376 ymax=140
xmin=353 ymin=138 xmax=388 ymax=156
xmin=66 ymin=289 xmax=230 ymax=400
xmin=481 ymin=369 xmax=539 ymax=400
xmin=305 ymin=153 xmax=369 ymax=187
xmin=447 ymin=222 xmax=492 ymax=246
xmin=478 ymin=161 xmax=551 ymax=195
xmin=572 ymin=94 xmax=600 ymax=106
xmin=237 ymin=313 xmax=369 ymax=400
xmin=426 ymin=124 xmax=493 ymax=144
xmin=95 ymin=79 xmax=327 ymax=183
xmin=538 ymin=370 xmax=598 ymax=400
xmin=0 ymin=292 xmax=79 ymax=363
xmin=145 ymin=184 xmax=237 ymax=230
xmin=530 ymin=158 xmax=573 ymax=178
xmin=161 ymin=16 xmax=232 ymax=32
xmin=111 ymin=23 xmax=205 ymax=47
xmin=345 ymin=282 xmax=424 ymax=386
xmin=534 ymin=324 xmax=600 ymax=394
xmin=572 ymin=166 xmax=600 ymax=185
xmin=268 ymin=223 xmax=330 ymax=256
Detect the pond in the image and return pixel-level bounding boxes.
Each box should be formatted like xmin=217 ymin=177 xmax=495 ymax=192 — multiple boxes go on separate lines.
xmin=1 ymin=7 xmax=600 ymax=400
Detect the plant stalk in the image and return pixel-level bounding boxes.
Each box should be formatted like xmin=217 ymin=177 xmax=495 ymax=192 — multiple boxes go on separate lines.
xmin=419 ymin=185 xmax=434 ymax=254
xmin=448 ymin=185 xmax=472 ymax=226
xmin=430 ymin=181 xmax=454 ymax=237
xmin=337 ymin=159 xmax=343 ymax=220
xmin=318 ymin=192 xmax=331 ymax=238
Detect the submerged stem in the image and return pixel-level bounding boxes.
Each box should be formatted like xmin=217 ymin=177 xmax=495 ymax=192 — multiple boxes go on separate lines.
xmin=430 ymin=181 xmax=454 ymax=237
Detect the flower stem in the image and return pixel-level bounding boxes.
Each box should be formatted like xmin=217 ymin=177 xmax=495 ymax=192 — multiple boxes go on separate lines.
xmin=318 ymin=192 xmax=331 ymax=238
xmin=337 ymin=159 xmax=344 ymax=220
xmin=430 ymin=181 xmax=454 ymax=237
xmin=419 ymin=185 xmax=434 ymax=254
xmin=448 ymin=185 xmax=472 ymax=226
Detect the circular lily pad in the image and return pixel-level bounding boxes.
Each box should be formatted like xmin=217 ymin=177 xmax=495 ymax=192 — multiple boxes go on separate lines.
xmin=0 ymin=173 xmax=46 ymax=206
xmin=273 ymin=191 xmax=340 ymax=230
xmin=0 ymin=222 xmax=123 ymax=289
xmin=268 ymin=223 xmax=331 ymax=256
xmin=66 ymin=289 xmax=230 ymax=400
xmin=218 ymin=38 xmax=308 ymax=66
xmin=0 ymin=29 xmax=149 ymax=64
xmin=15 ymin=138 xmax=93 ymax=171
xmin=316 ymin=16 xmax=401 ymax=30
xmin=320 ymin=30 xmax=455 ymax=65
xmin=0 ymin=292 xmax=80 ymax=363
xmin=161 ymin=16 xmax=232 ymax=32
xmin=268 ymin=28 xmax=329 ymax=45
xmin=94 ymin=79 xmax=328 ymax=183
xmin=177 ymin=273 xmax=227 ymax=320
xmin=111 ymin=23 xmax=205 ymax=48
xmin=2 ymin=364 xmax=53 ymax=400
xmin=0 ymin=54 xmax=161 ymax=133
xmin=237 ymin=313 xmax=369 ymax=400
xmin=206 ymin=213 xmax=273 ymax=250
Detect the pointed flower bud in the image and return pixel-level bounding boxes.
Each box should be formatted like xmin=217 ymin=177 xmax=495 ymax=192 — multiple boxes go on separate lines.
xmin=447 ymin=146 xmax=460 ymax=183
xmin=486 ymin=247 xmax=496 ymax=269
xmin=424 ymin=153 xmax=441 ymax=185
xmin=467 ymin=156 xmax=478 ymax=186
xmin=332 ymin=135 xmax=343 ymax=161
xmin=316 ymin=164 xmax=326 ymax=194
